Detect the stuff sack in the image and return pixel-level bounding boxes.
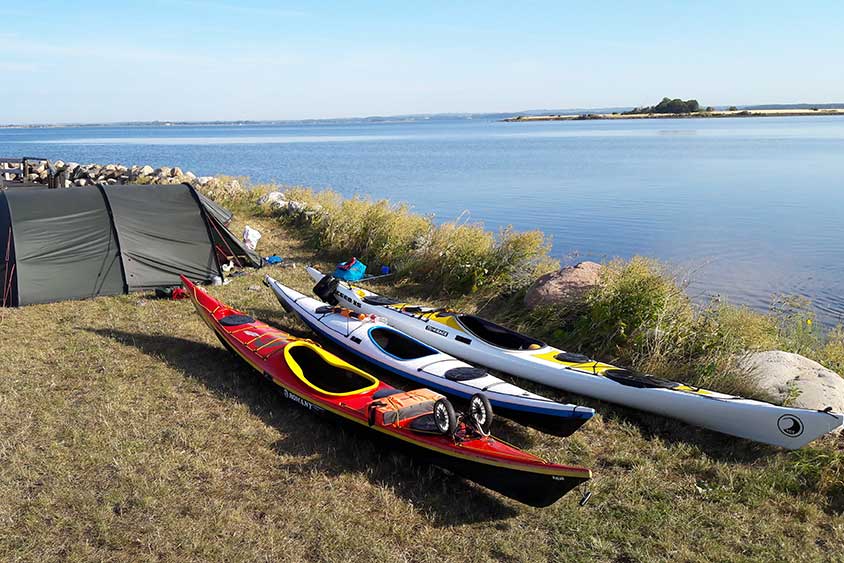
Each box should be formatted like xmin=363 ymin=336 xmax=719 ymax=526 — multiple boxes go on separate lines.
xmin=371 ymin=389 xmax=444 ymax=427
xmin=334 ymin=257 xmax=366 ymax=281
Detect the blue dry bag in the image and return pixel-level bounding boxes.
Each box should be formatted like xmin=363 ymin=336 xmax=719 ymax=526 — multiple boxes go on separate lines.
xmin=334 ymin=257 xmax=367 ymax=281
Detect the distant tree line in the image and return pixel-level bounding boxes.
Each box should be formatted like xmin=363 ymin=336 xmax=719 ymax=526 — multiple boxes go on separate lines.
xmin=625 ymin=97 xmax=701 ymax=115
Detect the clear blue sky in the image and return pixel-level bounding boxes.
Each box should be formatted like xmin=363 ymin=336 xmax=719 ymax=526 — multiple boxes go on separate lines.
xmin=1 ymin=0 xmax=841 ymax=123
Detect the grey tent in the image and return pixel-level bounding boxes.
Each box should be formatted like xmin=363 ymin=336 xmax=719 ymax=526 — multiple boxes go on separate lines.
xmin=0 ymin=183 xmax=261 ymax=306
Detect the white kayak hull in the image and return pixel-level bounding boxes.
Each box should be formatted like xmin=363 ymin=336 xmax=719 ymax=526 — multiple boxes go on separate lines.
xmin=306 ymin=266 xmax=844 ymax=449
xmin=266 ymin=275 xmax=595 ymax=436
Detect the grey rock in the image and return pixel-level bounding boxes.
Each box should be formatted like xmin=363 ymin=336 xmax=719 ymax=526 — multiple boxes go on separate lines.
xmin=257 ymin=191 xmax=287 ymax=206
xmin=739 ymin=351 xmax=844 ymax=412
xmin=524 ymin=261 xmax=603 ymax=310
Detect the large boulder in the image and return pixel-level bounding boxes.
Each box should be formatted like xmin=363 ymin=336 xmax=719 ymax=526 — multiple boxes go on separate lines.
xmin=524 ymin=261 xmax=602 ymax=310
xmin=739 ymin=351 xmax=844 ymax=412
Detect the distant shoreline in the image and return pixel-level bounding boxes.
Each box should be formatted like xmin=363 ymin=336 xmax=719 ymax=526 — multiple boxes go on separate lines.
xmin=502 ymin=108 xmax=844 ymax=122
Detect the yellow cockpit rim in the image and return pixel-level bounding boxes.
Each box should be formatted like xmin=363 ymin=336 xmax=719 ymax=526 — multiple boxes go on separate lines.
xmin=283 ymin=341 xmax=380 ymax=397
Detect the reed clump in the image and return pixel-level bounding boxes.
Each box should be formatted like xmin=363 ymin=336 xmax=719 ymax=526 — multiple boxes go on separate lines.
xmin=519 ymin=257 xmax=843 ymax=400
xmin=278 ymin=187 xmax=557 ymax=294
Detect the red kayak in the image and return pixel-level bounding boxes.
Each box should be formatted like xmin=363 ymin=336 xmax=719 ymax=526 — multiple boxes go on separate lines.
xmin=181 ymin=275 xmax=591 ymax=507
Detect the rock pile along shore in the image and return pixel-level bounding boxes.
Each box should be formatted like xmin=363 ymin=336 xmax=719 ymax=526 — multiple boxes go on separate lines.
xmin=0 ymin=158 xmax=249 ymax=198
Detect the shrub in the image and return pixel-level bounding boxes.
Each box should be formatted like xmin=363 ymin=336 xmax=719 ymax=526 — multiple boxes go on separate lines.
xmin=276 ymin=188 xmax=555 ymax=295
xmin=564 ymin=257 xmax=693 ymax=357
xmin=526 ymin=257 xmax=783 ymax=398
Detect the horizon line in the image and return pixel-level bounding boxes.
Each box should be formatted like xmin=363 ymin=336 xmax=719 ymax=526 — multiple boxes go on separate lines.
xmin=3 ymin=101 xmax=844 ymax=128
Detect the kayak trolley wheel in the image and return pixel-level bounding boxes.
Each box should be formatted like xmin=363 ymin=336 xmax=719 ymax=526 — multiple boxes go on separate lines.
xmin=469 ymin=393 xmax=494 ymax=434
xmin=433 ymin=398 xmax=457 ymax=436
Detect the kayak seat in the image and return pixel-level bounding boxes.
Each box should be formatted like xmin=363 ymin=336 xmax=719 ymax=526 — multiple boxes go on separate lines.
xmin=603 ymin=368 xmax=679 ymax=389
xmin=457 ymin=315 xmax=545 ymax=351
xmin=220 ymin=314 xmax=256 ymax=326
xmin=370 ymin=327 xmax=438 ymax=360
xmin=285 ymin=344 xmax=379 ymax=395
xmin=444 ymin=367 xmax=487 ymax=381
xmin=363 ymin=295 xmax=399 ymax=306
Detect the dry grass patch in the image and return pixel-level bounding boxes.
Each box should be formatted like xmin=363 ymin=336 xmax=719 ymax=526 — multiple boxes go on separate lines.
xmin=2 ymin=213 xmax=844 ymax=563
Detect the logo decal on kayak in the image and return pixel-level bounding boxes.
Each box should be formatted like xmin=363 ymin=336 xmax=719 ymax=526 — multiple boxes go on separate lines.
xmin=777 ymin=414 xmax=804 ymax=437
xmin=338 ymin=292 xmax=362 ymax=308
xmin=425 ymin=325 xmax=448 ymax=337
xmin=282 ymin=388 xmax=324 ymax=413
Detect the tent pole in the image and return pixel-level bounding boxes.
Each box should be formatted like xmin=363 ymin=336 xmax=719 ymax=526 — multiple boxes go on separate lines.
xmin=207 ymin=216 xmax=244 ymax=269
xmin=2 ymin=226 xmax=11 ymax=307
xmin=3 ymin=264 xmax=15 ymax=307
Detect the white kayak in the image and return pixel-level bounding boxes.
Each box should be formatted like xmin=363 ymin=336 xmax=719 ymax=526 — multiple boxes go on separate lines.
xmin=306 ymin=267 xmax=844 ymax=449
xmin=266 ymin=275 xmax=595 ymax=436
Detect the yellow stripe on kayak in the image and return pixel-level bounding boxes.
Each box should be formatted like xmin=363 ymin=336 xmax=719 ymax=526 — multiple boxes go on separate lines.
xmin=532 ymin=350 xmax=714 ymax=396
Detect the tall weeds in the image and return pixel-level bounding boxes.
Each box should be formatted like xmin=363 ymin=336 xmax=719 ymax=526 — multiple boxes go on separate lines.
xmin=277 ymin=188 xmax=557 ymax=294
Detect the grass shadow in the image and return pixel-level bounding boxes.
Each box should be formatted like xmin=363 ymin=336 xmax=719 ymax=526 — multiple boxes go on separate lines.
xmin=86 ymin=328 xmax=520 ymax=524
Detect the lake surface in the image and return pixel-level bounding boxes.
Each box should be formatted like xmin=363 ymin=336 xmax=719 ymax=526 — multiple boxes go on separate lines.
xmin=2 ymin=116 xmax=843 ymax=324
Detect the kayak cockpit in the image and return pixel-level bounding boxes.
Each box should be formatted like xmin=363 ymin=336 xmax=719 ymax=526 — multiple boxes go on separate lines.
xmin=369 ymin=326 xmax=438 ymax=360
xmin=284 ymin=341 xmax=379 ymax=396
xmin=457 ymin=315 xmax=545 ymax=351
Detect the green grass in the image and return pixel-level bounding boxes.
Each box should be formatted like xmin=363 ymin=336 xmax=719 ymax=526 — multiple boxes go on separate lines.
xmin=2 ymin=196 xmax=844 ymax=562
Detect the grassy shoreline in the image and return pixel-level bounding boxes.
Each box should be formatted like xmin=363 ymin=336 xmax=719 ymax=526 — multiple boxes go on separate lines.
xmin=2 ymin=180 xmax=844 ymax=562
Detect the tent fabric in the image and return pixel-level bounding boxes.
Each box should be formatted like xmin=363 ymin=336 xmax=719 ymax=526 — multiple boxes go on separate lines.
xmin=197 ymin=191 xmax=233 ymax=225
xmin=1 ymin=187 xmax=125 ymax=305
xmin=204 ymin=213 xmax=263 ymax=268
xmin=193 ymin=191 xmax=262 ymax=268
xmin=103 ymin=184 xmax=220 ymax=290
xmin=0 ymin=193 xmax=19 ymax=306
xmin=0 ymin=183 xmax=260 ymax=307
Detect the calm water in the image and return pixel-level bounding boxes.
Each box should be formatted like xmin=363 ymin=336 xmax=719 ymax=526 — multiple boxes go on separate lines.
xmin=2 ymin=117 xmax=843 ymax=323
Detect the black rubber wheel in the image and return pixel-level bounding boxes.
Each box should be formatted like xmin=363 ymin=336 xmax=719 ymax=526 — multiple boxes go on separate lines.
xmin=469 ymin=393 xmax=494 ymax=434
xmin=433 ymin=398 xmax=457 ymax=436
